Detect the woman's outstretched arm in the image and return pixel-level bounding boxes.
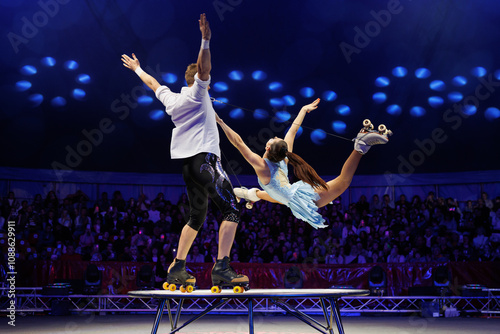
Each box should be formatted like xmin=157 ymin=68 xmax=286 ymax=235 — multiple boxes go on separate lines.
xmin=283 ymin=98 xmax=320 ymax=153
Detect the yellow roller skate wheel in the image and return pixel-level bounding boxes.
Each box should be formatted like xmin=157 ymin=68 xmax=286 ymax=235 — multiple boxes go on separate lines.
xmin=168 ymin=284 xmax=177 ymax=292
xmin=186 ymin=285 xmax=194 ymax=293
xmin=233 ymin=286 xmax=243 ymax=293
xmin=162 ymin=282 xmax=169 ymax=290
xmin=211 ymin=286 xmax=221 ymax=293
xmin=180 ymin=285 xmax=186 ymax=293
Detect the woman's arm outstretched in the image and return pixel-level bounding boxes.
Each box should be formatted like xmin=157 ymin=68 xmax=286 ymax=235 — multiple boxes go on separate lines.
xmin=284 ymin=98 xmax=320 ymax=153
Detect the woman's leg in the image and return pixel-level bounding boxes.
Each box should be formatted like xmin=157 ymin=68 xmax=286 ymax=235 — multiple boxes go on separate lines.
xmin=256 ymin=190 xmax=282 ymax=203
xmin=315 ymin=150 xmax=362 ymax=208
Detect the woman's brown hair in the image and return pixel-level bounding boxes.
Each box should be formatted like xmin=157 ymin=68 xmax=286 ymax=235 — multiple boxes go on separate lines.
xmin=267 ymin=140 xmax=328 ymax=191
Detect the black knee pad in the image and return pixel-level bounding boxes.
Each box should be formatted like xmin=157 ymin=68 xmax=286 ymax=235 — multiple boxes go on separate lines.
xmin=222 ymin=204 xmax=240 ymax=224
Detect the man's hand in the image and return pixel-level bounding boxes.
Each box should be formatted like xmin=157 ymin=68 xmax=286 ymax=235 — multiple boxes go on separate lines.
xmin=301 ymin=98 xmax=320 ymax=113
xmin=199 ymin=13 xmax=211 ymax=40
xmin=121 ymin=53 xmax=140 ymax=71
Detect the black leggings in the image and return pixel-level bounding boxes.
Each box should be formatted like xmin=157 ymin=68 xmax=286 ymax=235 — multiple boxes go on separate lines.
xmin=182 ymin=152 xmax=240 ymax=231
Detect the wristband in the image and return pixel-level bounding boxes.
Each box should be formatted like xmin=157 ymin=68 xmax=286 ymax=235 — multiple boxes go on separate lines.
xmin=201 ymin=39 xmax=210 ymax=50
xmin=135 ymin=67 xmax=144 ymax=77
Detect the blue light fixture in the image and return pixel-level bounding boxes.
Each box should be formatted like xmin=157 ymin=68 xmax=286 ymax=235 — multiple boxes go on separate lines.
xmin=429 ymin=80 xmax=445 ymax=91
xmin=300 ymin=87 xmax=315 ymax=98
xmin=375 ymin=77 xmax=390 ymax=87
xmin=64 ymin=60 xmax=79 ymax=71
xmin=28 ymin=93 xmax=43 ymax=107
xmin=213 ymin=82 xmax=228 ymax=92
xmin=372 ymin=92 xmax=387 ymax=103
xmin=137 ymin=96 xmax=153 ymax=105
xmin=452 ymin=76 xmax=467 ymax=86
xmin=392 ymin=66 xmax=407 ymax=77
xmin=448 ymin=92 xmax=463 ymax=103
xmin=77 ymin=74 xmax=91 ymax=84
xmin=332 ymin=120 xmax=347 ymax=134
xmin=283 ymin=95 xmax=296 ymax=106
xmin=252 ymin=70 xmax=267 ymax=81
xmin=415 ymin=68 xmax=431 ymax=79
xmin=275 ymin=111 xmax=291 ymax=122
xmin=485 ymin=107 xmax=500 ymax=121
xmin=268 ymin=82 xmax=283 ymax=91
xmin=253 ymin=109 xmax=269 ymax=120
xmin=72 ymin=88 xmax=86 ymax=100
xmin=20 ymin=65 xmax=37 ymax=75
xmin=228 ymin=70 xmax=243 ymax=81
xmin=410 ymin=106 xmax=426 ymax=117
xmin=462 ymin=105 xmax=477 ymax=116
xmin=229 ymin=108 xmax=244 ymax=119
xmin=149 ymin=109 xmax=165 ymax=121
xmin=15 ymin=80 xmax=32 ymax=92
xmin=212 ymin=97 xmax=228 ymax=108
xmin=428 ymin=96 xmax=444 ymax=108
xmin=51 ymin=96 xmax=66 ymax=107
xmin=335 ymin=104 xmax=350 ymax=116
xmin=322 ymin=90 xmax=337 ymax=101
xmin=386 ymin=104 xmax=402 ymax=115
xmin=270 ymin=98 xmax=284 ymax=108
xmin=495 ymin=70 xmax=500 ymax=81
xmin=162 ymin=73 xmax=177 ymax=84
xmin=471 ymin=66 xmax=487 ymax=78
xmin=310 ymin=129 xmax=326 ymax=145
xmin=41 ymin=57 xmax=56 ymax=67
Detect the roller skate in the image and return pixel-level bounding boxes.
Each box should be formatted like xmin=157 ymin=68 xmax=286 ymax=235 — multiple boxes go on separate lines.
xmin=210 ymin=256 xmax=249 ymax=293
xmin=353 ymin=119 xmax=392 ymax=155
xmin=163 ymin=259 xmax=196 ymax=293
xmin=233 ymin=187 xmax=260 ymax=209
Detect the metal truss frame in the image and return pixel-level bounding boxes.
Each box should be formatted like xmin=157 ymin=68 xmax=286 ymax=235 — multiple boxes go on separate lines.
xmin=1 ymin=288 xmax=499 ymax=316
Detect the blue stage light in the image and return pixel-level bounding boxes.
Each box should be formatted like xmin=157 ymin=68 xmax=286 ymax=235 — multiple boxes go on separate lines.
xmin=72 ymin=88 xmax=86 ymax=100
xmin=270 ymin=98 xmax=284 ymax=108
xmin=77 ymin=74 xmax=91 ymax=84
xmin=332 ymin=120 xmax=347 ymax=134
xmin=452 ymin=76 xmax=467 ymax=86
xmin=28 ymin=93 xmax=43 ymax=107
xmin=15 ymin=80 xmax=32 ymax=92
xmin=448 ymin=92 xmax=463 ymax=103
xmin=392 ymin=66 xmax=407 ymax=77
xmin=375 ymin=77 xmax=390 ymax=87
xmin=415 ymin=68 xmax=431 ymax=79
xmin=275 ymin=111 xmax=291 ymax=122
xmin=64 ymin=60 xmax=79 ymax=71
xmin=268 ymin=82 xmax=283 ymax=91
xmin=386 ymin=104 xmax=402 ymax=115
xmin=252 ymin=70 xmax=267 ymax=81
xmin=253 ymin=109 xmax=269 ymax=120
xmin=300 ymin=87 xmax=315 ymax=98
xmin=495 ymin=70 xmax=500 ymax=81
xmin=213 ymin=82 xmax=228 ymax=92
xmin=410 ymin=106 xmax=426 ymax=117
xmin=485 ymin=107 xmax=500 ymax=121
xmin=428 ymin=96 xmax=444 ymax=108
xmin=429 ymin=80 xmax=445 ymax=91
xmin=212 ymin=97 xmax=228 ymax=108
xmin=137 ymin=96 xmax=153 ymax=105
xmin=372 ymin=92 xmax=387 ymax=103
xmin=322 ymin=90 xmax=337 ymax=101
xmin=228 ymin=70 xmax=243 ymax=81
xmin=21 ymin=65 xmax=37 ymax=75
xmin=462 ymin=105 xmax=477 ymax=116
xmin=162 ymin=73 xmax=177 ymax=84
xmin=149 ymin=109 xmax=165 ymax=121
xmin=335 ymin=104 xmax=350 ymax=115
xmin=41 ymin=57 xmax=56 ymax=67
xmin=283 ymin=95 xmax=296 ymax=106
xmin=51 ymin=96 xmax=66 ymax=107
xmin=471 ymin=66 xmax=487 ymax=78
xmin=229 ymin=108 xmax=244 ymax=119
xmin=310 ymin=129 xmax=326 ymax=145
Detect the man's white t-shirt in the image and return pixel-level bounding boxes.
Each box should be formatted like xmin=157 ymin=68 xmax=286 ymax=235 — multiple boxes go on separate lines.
xmin=155 ymin=73 xmax=220 ymax=159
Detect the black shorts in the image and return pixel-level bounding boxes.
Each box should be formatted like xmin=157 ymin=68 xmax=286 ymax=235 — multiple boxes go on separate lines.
xmin=182 ymin=152 xmax=240 ymax=230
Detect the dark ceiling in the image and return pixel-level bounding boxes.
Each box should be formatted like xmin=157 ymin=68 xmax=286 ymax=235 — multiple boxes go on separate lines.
xmin=1 ymin=0 xmax=499 ymax=179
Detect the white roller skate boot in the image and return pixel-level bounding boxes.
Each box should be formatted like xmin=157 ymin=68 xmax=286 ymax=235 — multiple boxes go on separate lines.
xmin=354 ymin=119 xmax=392 ymax=155
xmin=233 ymin=187 xmax=260 ymax=209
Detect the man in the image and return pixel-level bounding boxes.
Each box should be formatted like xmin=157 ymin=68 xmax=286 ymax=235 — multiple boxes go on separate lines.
xmin=122 ymin=14 xmax=247 ymax=291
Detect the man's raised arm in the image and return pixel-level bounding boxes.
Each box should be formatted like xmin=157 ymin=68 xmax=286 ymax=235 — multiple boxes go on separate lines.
xmin=197 ymin=13 xmax=211 ymax=81
xmin=121 ymin=53 xmax=161 ymax=92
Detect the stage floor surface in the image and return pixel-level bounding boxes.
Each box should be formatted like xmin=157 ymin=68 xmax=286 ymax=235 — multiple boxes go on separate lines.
xmin=2 ymin=314 xmax=500 ymax=334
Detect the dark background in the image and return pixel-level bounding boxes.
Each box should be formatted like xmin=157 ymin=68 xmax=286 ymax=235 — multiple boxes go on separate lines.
xmin=1 ymin=0 xmax=499 ymax=177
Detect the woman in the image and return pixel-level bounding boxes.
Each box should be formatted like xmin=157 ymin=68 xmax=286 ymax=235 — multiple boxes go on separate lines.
xmin=216 ymin=98 xmax=390 ymax=228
